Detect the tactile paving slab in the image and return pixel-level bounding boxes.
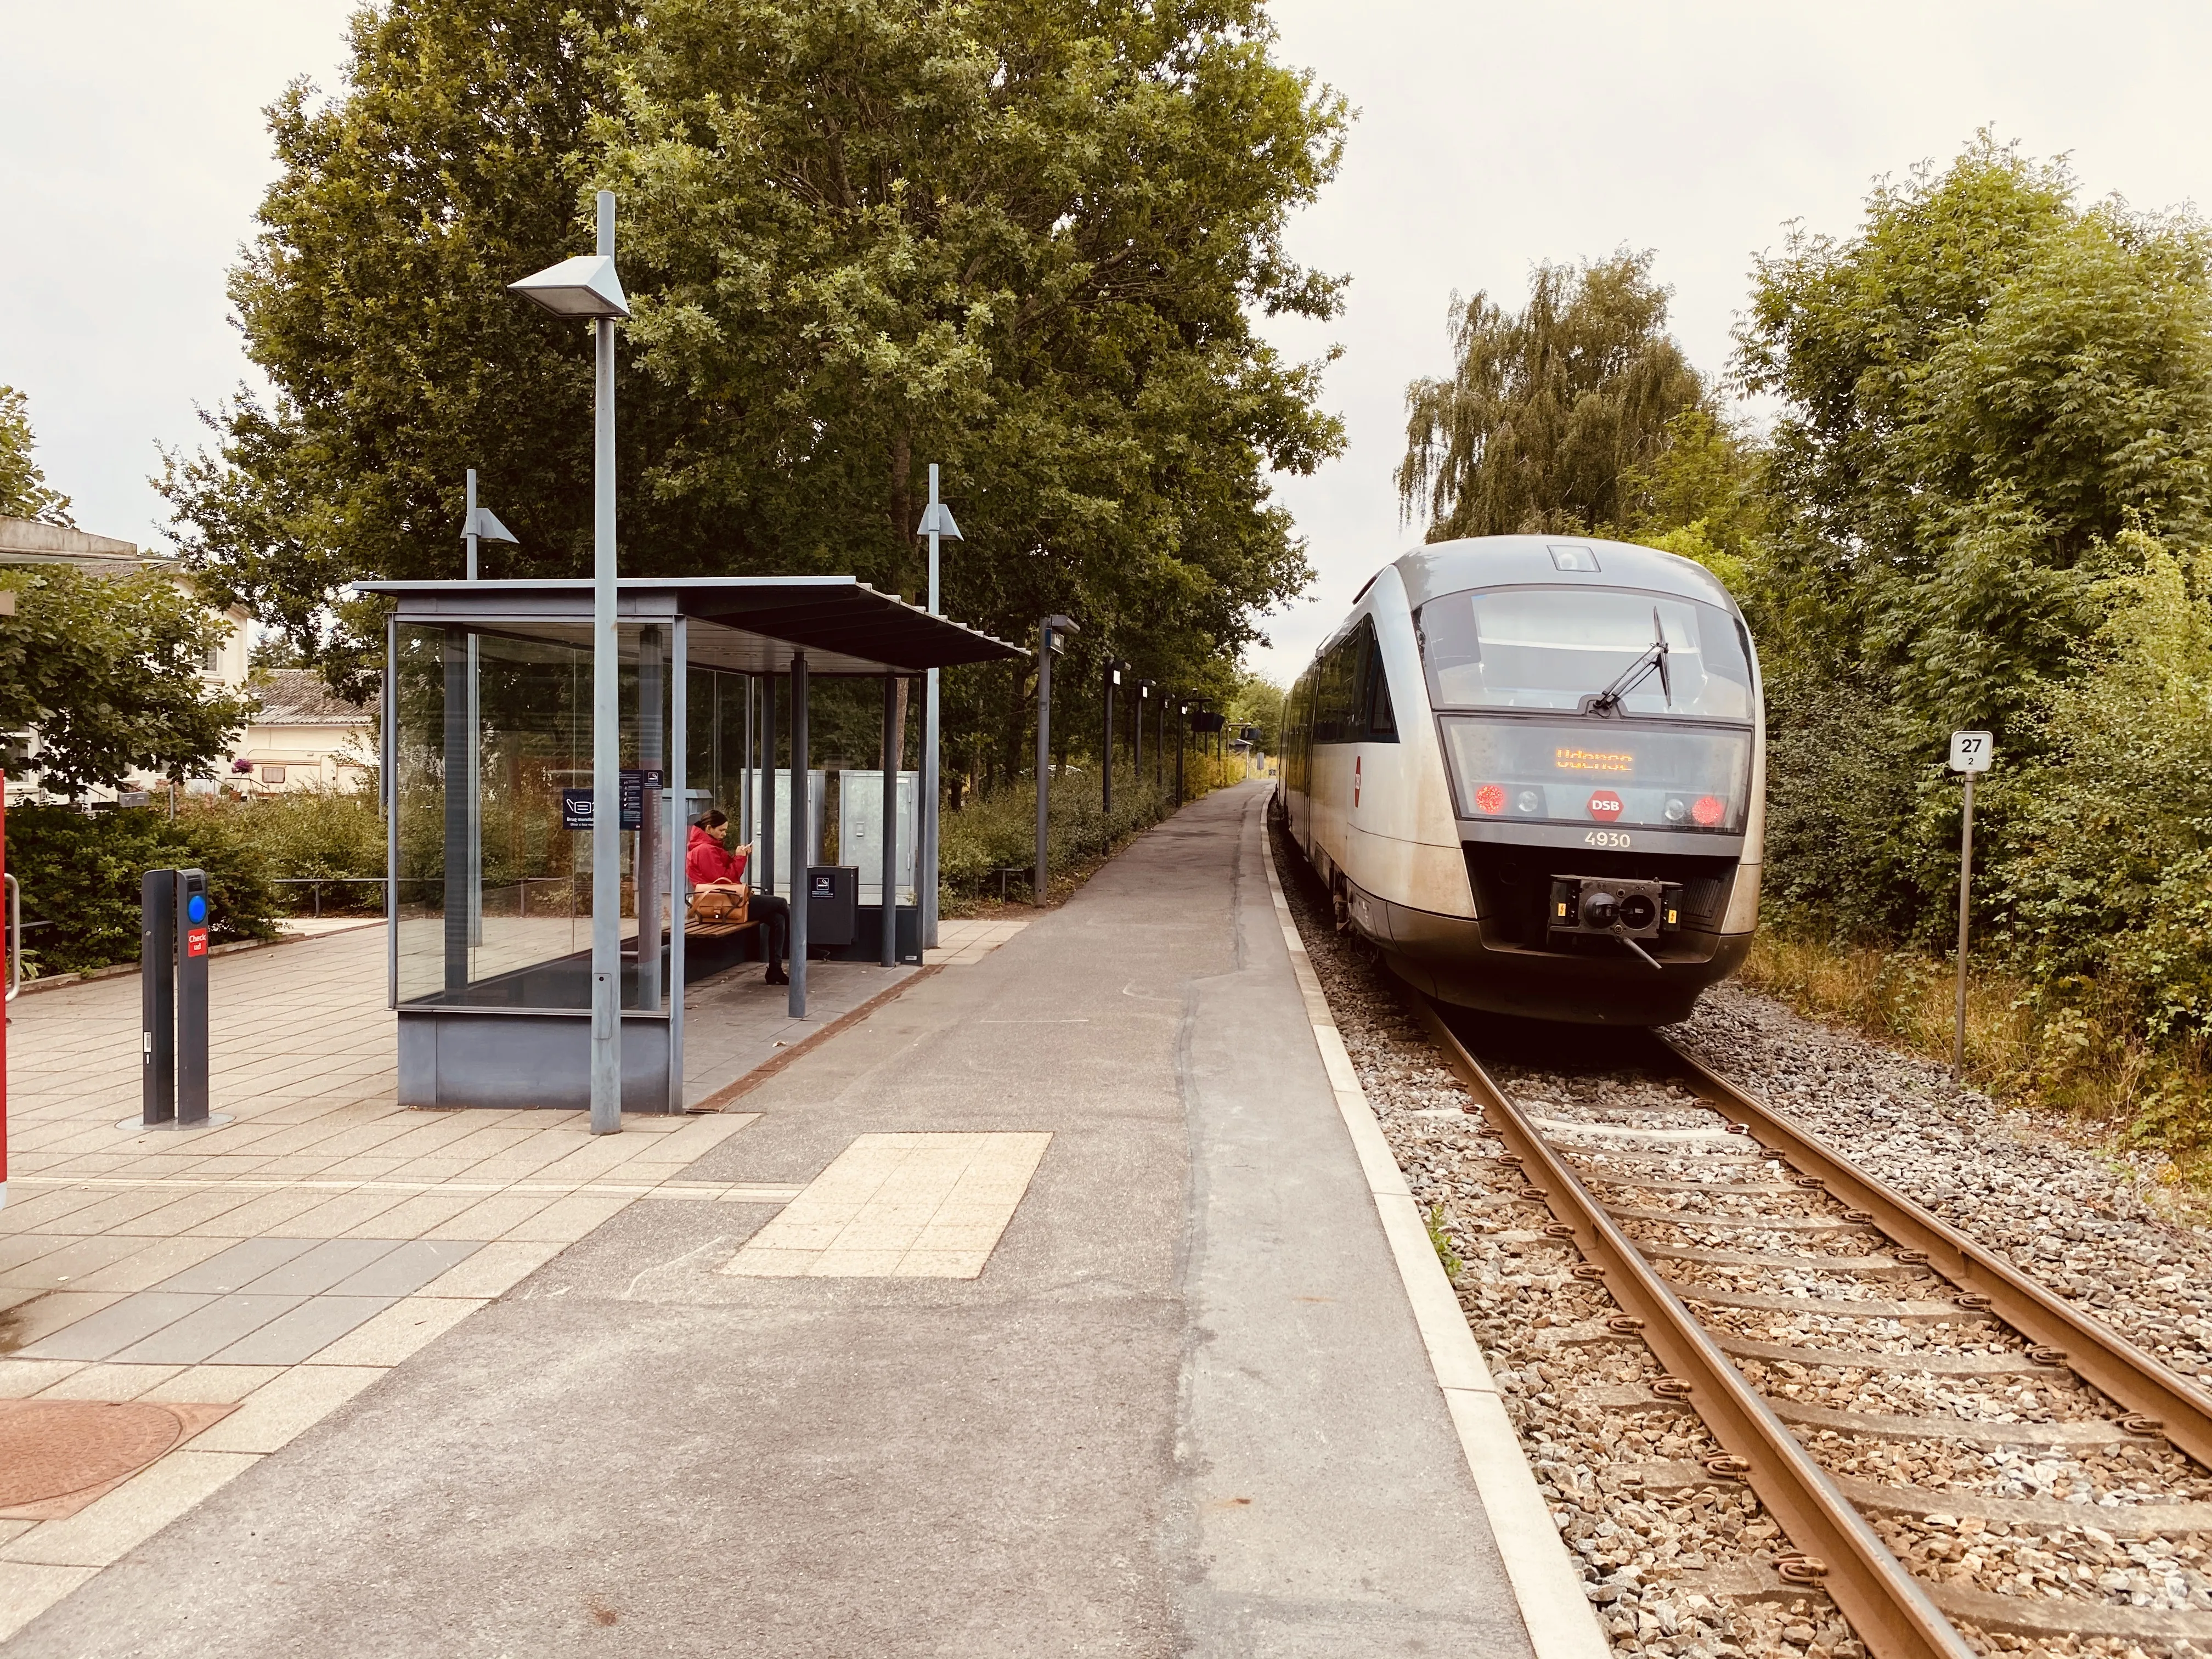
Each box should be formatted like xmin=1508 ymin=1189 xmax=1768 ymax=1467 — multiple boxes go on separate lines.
xmin=0 ymin=1398 xmax=236 ymax=1520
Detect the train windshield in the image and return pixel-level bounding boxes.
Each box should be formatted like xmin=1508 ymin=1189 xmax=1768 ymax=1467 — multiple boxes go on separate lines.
xmin=1416 ymin=586 xmax=1754 ymax=720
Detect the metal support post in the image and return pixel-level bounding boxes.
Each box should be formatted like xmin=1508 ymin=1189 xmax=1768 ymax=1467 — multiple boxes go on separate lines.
xmin=1953 ymin=770 xmax=1975 ymax=1081
xmin=587 ymin=190 xmax=623 ymax=1135
xmin=882 ymin=672 xmax=899 ymax=968
xmin=463 ymin=471 xmax=483 ymax=949
xmin=761 ymin=675 xmax=777 ymax=900
xmin=789 ymin=652 xmax=810 ymax=1015
xmin=1133 ymin=683 xmax=1145 ymax=795
xmin=667 ymin=619 xmax=687 ymax=1113
xmin=636 ymin=624 xmax=664 ymax=1017
xmin=1175 ymin=700 xmax=1185 ymax=805
xmin=140 ymin=869 xmax=177 ymax=1127
xmin=1035 ymin=622 xmax=1053 ymax=902
xmin=922 ymin=463 xmax=944 ymax=949
xmin=442 ymin=629 xmax=471 ymax=992
xmin=176 ymin=869 xmax=210 ymax=1127
xmin=1103 ymin=662 xmax=1115 ymax=816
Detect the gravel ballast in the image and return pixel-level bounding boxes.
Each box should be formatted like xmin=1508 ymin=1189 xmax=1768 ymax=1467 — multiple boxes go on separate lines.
xmin=1272 ymin=823 xmax=2212 ymax=1658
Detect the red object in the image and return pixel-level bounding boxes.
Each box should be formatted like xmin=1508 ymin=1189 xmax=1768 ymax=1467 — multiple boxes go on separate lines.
xmin=686 ymin=824 xmax=747 ymax=887
xmin=1 ymin=772 xmax=7 ymax=1210
xmin=186 ymin=926 xmax=208 ymax=959
xmin=1353 ymin=754 xmax=1362 ymax=808
xmin=1588 ymin=790 xmax=1625 ymax=822
xmin=1692 ymin=795 xmax=1726 ymax=827
xmin=1474 ymin=782 xmax=1506 ymax=815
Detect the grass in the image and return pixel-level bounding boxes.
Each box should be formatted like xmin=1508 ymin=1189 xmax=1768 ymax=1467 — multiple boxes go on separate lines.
xmin=1738 ymin=929 xmax=2212 ymax=1199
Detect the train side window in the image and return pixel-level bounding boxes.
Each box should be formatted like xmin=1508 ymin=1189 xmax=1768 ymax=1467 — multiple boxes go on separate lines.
xmin=1356 ymin=618 xmax=1398 ymax=742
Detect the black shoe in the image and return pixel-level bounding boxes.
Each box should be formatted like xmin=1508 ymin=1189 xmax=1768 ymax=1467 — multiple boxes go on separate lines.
xmin=765 ymin=965 xmax=788 ymax=985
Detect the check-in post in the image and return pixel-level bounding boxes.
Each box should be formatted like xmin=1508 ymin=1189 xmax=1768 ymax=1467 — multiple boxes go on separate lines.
xmin=1948 ymin=729 xmax=1994 ymax=1079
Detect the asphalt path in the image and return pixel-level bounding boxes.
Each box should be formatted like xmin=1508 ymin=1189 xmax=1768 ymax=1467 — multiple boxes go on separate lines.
xmin=14 ymin=782 xmax=1535 ymax=1657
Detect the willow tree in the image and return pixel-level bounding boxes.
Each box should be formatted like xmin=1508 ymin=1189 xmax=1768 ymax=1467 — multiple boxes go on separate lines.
xmin=1396 ymin=252 xmax=1705 ymax=541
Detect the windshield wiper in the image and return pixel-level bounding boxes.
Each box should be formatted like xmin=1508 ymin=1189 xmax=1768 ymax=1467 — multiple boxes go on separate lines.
xmin=1580 ymin=608 xmax=1672 ymax=717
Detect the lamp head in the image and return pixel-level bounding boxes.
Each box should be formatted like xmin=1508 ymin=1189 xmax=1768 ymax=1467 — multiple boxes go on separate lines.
xmin=509 ymin=253 xmax=629 ymax=320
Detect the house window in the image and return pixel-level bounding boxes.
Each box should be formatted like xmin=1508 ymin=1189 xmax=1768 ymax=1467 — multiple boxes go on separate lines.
xmin=200 ymin=645 xmax=222 ymax=673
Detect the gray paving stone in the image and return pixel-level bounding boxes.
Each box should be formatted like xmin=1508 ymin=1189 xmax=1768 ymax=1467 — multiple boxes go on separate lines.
xmin=156 ymin=1237 xmax=320 ymax=1294
xmin=237 ymin=1238 xmax=403 ymax=1297
xmin=108 ymin=1293 xmax=306 ymax=1363
xmin=209 ymin=1296 xmax=399 ymax=1365
xmin=323 ymin=1240 xmax=480 ymax=1298
xmin=14 ymin=1291 xmax=212 ymax=1361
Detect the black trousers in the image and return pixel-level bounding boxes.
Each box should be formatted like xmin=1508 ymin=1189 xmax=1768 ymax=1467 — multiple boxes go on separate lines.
xmin=749 ymin=893 xmax=791 ymax=965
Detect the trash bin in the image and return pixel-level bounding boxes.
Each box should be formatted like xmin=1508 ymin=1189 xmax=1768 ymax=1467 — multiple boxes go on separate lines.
xmin=808 ymin=865 xmax=857 ymax=948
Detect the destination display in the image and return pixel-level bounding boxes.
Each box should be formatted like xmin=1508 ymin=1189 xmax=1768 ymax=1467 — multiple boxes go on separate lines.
xmin=1440 ymin=718 xmax=1751 ymax=833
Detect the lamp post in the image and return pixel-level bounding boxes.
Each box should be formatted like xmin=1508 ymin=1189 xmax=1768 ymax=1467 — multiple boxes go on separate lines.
xmin=1175 ymin=698 xmax=1188 ymax=805
xmin=459 ymin=472 xmax=516 ymax=954
xmin=1133 ymin=679 xmax=1148 ymax=794
xmin=1103 ymin=659 xmax=1127 ymax=816
xmin=1036 ymin=614 xmax=1077 ymax=901
xmin=510 ymin=190 xmax=630 ymax=1136
xmin=913 ymin=467 xmax=961 ymax=950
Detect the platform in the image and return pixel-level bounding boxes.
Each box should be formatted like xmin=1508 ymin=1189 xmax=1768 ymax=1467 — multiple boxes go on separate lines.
xmin=1 ymin=786 xmax=1582 ymax=1655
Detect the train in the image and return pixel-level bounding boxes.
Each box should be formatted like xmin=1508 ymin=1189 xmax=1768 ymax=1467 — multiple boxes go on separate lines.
xmin=1276 ymin=534 xmax=1764 ymax=1025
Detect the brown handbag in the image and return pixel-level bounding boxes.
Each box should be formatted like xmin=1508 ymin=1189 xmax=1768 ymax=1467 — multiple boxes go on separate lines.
xmin=688 ymin=885 xmax=751 ymax=925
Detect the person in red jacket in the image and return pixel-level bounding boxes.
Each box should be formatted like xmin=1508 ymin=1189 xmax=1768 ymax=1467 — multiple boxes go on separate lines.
xmin=686 ymin=809 xmax=790 ymax=985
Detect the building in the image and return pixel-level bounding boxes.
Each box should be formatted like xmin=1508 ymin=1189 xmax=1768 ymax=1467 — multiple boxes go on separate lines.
xmin=0 ymin=517 xmax=371 ymax=803
xmin=227 ymin=669 xmax=376 ymax=793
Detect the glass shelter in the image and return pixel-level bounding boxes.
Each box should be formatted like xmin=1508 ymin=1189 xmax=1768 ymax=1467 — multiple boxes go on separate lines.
xmin=363 ymin=577 xmax=1024 ymax=1113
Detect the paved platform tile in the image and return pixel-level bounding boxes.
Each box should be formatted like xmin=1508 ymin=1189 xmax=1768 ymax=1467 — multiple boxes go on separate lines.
xmin=723 ymin=1131 xmax=1050 ymax=1279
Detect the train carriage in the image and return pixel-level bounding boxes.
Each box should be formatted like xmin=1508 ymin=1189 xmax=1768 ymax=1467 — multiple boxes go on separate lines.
xmin=1277 ymin=535 xmax=1765 ymax=1024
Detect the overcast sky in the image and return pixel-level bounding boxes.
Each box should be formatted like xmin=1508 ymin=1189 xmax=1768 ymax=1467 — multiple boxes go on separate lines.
xmin=9 ymin=2 xmax=2212 ymax=682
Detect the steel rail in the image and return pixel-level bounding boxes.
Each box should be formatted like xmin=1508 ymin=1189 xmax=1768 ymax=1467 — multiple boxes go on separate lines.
xmin=1407 ymin=996 xmax=1978 ymax=1659
xmin=1655 ymin=1031 xmax=2212 ymax=1469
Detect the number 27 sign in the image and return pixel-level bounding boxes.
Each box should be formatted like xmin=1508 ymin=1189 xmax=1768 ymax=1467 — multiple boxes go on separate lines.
xmin=1948 ymin=730 xmax=1994 ymax=774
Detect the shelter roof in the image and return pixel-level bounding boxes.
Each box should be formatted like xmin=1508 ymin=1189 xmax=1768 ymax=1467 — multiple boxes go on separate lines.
xmin=353 ymin=575 xmax=1027 ymax=675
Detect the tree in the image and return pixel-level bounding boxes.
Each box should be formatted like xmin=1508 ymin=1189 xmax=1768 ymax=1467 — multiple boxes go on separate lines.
xmin=1397 ymin=252 xmax=1706 ymax=540
xmin=1735 ymin=133 xmax=2212 ymax=741
xmin=0 ymin=563 xmax=254 ymax=797
xmin=161 ymin=0 xmax=1349 ymax=758
xmin=0 ymin=386 xmax=75 ymax=526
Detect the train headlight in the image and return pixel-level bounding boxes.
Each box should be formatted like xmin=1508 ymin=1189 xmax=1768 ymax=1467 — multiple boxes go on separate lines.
xmin=1515 ymin=788 xmax=1543 ymax=815
xmin=1664 ymin=796 xmax=1689 ymax=824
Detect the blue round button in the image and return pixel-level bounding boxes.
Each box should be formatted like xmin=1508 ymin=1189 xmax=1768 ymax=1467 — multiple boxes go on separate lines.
xmin=187 ymin=894 xmax=208 ymax=924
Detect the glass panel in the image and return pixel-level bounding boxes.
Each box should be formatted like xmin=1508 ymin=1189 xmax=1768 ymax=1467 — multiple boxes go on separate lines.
xmin=1438 ymin=716 xmax=1752 ymax=833
xmin=1418 ymin=586 xmax=1753 ymax=720
xmin=391 ymin=620 xmax=673 ymax=1013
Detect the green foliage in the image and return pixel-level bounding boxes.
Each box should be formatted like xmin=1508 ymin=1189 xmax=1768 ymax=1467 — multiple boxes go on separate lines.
xmin=4 ymin=805 xmax=284 ymax=975
xmin=1990 ymin=532 xmax=2212 ymax=1040
xmin=161 ymin=0 xmax=1346 ymax=723
xmin=0 ymin=387 xmax=74 ymax=526
xmin=1737 ymin=133 xmax=2212 ymax=746
xmin=226 ymin=787 xmax=389 ymax=899
xmin=1398 ymin=251 xmax=1706 ymax=539
xmin=938 ymin=763 xmax=1177 ymax=897
xmin=0 ymin=562 xmax=256 ymax=797
xmin=1615 ymin=409 xmax=1767 ymax=601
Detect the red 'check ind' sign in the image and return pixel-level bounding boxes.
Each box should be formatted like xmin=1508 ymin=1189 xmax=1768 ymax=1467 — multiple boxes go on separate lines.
xmin=1587 ymin=791 xmax=1625 ymax=823
xmin=185 ymin=927 xmax=208 ymax=959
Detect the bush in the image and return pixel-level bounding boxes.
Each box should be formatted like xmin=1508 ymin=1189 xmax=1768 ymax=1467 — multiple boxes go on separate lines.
xmin=939 ymin=754 xmax=1246 ymax=900
xmin=5 ymin=804 xmax=285 ymax=974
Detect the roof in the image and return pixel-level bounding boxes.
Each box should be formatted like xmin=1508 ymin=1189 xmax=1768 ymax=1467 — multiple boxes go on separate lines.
xmin=352 ymin=576 xmax=1028 ymax=675
xmin=0 ymin=517 xmax=147 ymax=572
xmin=252 ymin=669 xmax=374 ymax=726
xmin=1392 ymin=535 xmax=1738 ymax=614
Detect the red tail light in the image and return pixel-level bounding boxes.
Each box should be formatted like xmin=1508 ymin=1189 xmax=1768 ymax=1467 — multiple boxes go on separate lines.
xmin=1474 ymin=782 xmax=1505 ymax=815
xmin=1692 ymin=795 xmax=1725 ymax=827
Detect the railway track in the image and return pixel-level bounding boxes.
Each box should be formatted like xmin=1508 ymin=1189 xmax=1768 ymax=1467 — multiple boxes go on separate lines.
xmin=1408 ymin=998 xmax=2212 ymax=1659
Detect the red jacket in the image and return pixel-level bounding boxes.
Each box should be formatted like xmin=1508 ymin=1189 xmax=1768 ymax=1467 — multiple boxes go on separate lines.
xmin=686 ymin=825 xmax=747 ymax=887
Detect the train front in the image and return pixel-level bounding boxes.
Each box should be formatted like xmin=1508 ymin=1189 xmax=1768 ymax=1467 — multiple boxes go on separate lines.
xmin=1394 ymin=541 xmax=1763 ymax=1024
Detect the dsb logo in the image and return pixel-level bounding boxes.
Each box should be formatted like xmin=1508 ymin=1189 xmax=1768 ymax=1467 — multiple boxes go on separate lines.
xmin=1587 ymin=791 xmax=1625 ymax=822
